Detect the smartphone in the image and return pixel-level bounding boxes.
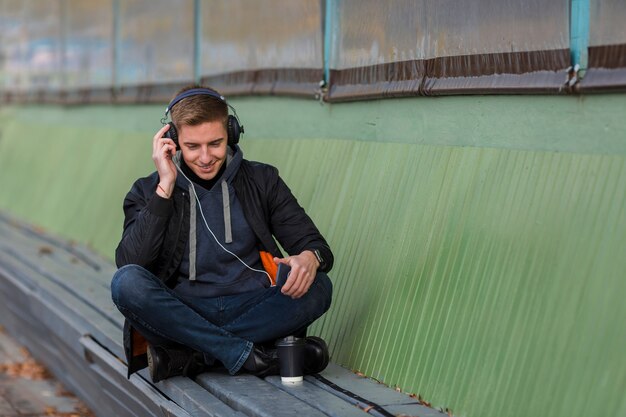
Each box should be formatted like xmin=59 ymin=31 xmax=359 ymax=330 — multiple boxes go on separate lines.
xmin=276 ymin=263 xmax=291 ymax=287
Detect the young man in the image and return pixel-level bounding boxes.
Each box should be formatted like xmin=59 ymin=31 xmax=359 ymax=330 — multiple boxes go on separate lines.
xmin=111 ymin=86 xmax=333 ymax=382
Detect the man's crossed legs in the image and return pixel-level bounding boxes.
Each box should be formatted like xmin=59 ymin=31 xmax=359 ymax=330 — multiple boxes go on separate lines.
xmin=111 ymin=264 xmax=333 ymax=378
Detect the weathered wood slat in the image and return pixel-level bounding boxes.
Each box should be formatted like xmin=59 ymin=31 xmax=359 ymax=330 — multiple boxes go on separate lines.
xmin=144 ymin=370 xmax=248 ymax=417
xmin=0 ymin=253 xmax=123 ymax=358
xmin=196 ymin=372 xmax=329 ymax=417
xmin=0 ymin=220 xmax=113 ymax=292
xmin=80 ymin=336 xmax=192 ymax=417
xmin=0 ymin=212 xmax=113 ymax=273
xmin=307 ymin=363 xmax=422 ymax=406
xmin=0 ymin=283 xmax=153 ymax=416
xmin=0 ymin=214 xmax=271 ymax=417
xmin=306 ymin=364 xmax=443 ymax=417
xmin=1 ymin=244 xmax=120 ymax=324
xmin=265 ymin=376 xmax=366 ymax=417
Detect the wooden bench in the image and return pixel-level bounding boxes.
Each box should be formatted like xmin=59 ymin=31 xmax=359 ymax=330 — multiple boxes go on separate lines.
xmin=0 ymin=211 xmax=445 ymax=417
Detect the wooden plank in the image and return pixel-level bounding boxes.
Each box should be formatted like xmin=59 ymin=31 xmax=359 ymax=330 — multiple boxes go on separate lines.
xmin=306 ymin=364 xmax=448 ymax=417
xmin=1 ymin=263 xmax=183 ymax=417
xmin=308 ymin=363 xmax=422 ymax=406
xmin=142 ymin=370 xmax=248 ymax=417
xmin=1 ymin=245 xmax=120 ymax=322
xmin=0 ymin=249 xmax=248 ymax=417
xmin=0 ymin=244 xmax=119 ymax=347
xmin=0 ymin=223 xmax=113 ymax=295
xmin=0 ymin=253 xmax=124 ymax=359
xmin=0 ymin=251 xmax=123 ymax=340
xmin=0 ymin=377 xmax=84 ymax=415
xmin=383 ymin=403 xmax=446 ymax=417
xmin=0 ymin=212 xmax=113 ymax=273
xmin=0 ymin=221 xmax=100 ymax=284
xmin=80 ymin=336 xmax=192 ymax=417
xmin=0 ymin=303 xmax=146 ymax=417
xmin=265 ymin=376 xmax=365 ymax=417
xmin=0 ymin=224 xmax=115 ymax=305
xmin=0 ymin=218 xmax=114 ymax=306
xmin=0 ymin=327 xmax=26 ymax=362
xmin=196 ymin=372 xmax=329 ymax=417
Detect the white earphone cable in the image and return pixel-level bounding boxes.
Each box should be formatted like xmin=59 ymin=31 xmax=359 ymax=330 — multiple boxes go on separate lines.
xmin=175 ymin=164 xmax=272 ymax=282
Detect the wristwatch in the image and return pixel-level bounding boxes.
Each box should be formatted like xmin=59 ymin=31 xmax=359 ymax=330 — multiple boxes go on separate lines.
xmin=312 ymin=249 xmax=325 ymax=269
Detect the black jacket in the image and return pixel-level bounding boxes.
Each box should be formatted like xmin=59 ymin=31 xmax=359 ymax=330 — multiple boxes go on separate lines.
xmin=115 ymin=158 xmax=333 ymax=375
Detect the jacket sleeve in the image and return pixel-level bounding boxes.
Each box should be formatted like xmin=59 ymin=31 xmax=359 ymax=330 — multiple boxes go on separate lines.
xmin=114 ymin=177 xmax=174 ymax=269
xmin=267 ymin=169 xmax=334 ymax=272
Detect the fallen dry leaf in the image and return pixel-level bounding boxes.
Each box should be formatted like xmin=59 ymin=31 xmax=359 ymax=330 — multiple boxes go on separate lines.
xmin=39 ymin=245 xmax=54 ymax=255
xmin=0 ymin=358 xmax=52 ymax=379
xmin=417 ymin=394 xmax=432 ymax=407
xmin=0 ymin=347 xmax=52 ymax=379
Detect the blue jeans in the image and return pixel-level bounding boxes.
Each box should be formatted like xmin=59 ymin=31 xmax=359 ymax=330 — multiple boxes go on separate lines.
xmin=110 ymin=264 xmax=332 ymax=374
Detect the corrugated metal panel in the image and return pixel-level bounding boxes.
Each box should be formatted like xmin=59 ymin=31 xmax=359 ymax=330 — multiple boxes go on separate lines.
xmin=246 ymin=140 xmax=626 ymax=417
xmin=0 ymin=101 xmax=624 ymax=417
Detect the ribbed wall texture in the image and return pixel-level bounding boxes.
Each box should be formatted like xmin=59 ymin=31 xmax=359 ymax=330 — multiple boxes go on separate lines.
xmin=249 ymin=140 xmax=626 ymax=417
xmin=0 ymin=97 xmax=624 ymax=417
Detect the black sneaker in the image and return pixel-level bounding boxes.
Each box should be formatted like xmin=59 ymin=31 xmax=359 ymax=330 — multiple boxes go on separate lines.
xmin=303 ymin=336 xmax=329 ymax=374
xmin=147 ymin=345 xmax=208 ymax=383
xmin=241 ymin=346 xmax=280 ymax=377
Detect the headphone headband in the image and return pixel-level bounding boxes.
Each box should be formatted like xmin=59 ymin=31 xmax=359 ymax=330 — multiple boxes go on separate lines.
xmin=165 ymin=88 xmax=227 ymax=117
xmin=162 ymin=87 xmax=244 ymax=147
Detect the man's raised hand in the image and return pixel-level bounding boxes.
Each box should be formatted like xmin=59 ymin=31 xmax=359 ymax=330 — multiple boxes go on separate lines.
xmin=152 ymin=124 xmax=177 ymax=198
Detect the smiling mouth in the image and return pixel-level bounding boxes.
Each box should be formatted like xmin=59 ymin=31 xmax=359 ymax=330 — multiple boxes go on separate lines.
xmin=197 ymin=161 xmax=215 ymax=169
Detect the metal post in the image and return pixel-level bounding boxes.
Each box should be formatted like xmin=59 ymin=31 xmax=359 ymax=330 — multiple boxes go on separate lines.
xmin=60 ymin=0 xmax=67 ymax=94
xmin=194 ymin=0 xmax=202 ymax=85
xmin=570 ymin=0 xmax=590 ymax=74
xmin=323 ymin=0 xmax=334 ymax=87
xmin=112 ymin=0 xmax=121 ymax=93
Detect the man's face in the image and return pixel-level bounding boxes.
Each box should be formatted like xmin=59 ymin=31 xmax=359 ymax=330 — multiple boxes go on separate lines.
xmin=178 ymin=120 xmax=228 ymax=180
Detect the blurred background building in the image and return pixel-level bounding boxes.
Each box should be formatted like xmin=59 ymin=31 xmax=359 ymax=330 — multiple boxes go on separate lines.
xmin=2 ymin=0 xmax=624 ymax=102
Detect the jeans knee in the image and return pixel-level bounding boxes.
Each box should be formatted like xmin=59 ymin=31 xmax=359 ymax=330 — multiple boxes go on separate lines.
xmin=111 ymin=264 xmax=149 ymax=310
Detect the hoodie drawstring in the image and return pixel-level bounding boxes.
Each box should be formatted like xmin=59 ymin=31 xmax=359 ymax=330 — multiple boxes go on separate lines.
xmin=222 ymin=180 xmax=233 ymax=244
xmin=188 ymin=184 xmax=197 ymax=281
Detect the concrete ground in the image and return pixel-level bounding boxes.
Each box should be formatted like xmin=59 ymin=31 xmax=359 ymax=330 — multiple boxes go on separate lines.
xmin=0 ymin=326 xmax=94 ymax=417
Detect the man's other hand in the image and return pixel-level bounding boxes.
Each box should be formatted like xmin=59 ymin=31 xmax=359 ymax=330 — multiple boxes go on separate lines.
xmin=274 ymin=251 xmax=320 ymax=299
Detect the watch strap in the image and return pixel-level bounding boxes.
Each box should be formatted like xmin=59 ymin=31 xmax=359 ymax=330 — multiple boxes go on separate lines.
xmin=313 ymin=249 xmax=325 ymax=268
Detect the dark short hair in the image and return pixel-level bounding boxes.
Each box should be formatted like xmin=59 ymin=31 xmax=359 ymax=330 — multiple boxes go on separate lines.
xmin=170 ymin=85 xmax=229 ymax=130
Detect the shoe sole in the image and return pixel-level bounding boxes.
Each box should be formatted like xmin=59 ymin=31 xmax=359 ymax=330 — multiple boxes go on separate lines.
xmin=146 ymin=345 xmax=162 ymax=383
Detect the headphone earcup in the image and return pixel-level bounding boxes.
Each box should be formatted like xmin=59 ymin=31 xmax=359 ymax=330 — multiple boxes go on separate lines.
xmin=227 ymin=115 xmax=243 ymax=145
xmin=165 ymin=123 xmax=180 ymax=150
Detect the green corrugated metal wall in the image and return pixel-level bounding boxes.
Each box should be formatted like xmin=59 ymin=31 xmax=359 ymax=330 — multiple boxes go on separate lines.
xmin=0 ymin=95 xmax=624 ymax=417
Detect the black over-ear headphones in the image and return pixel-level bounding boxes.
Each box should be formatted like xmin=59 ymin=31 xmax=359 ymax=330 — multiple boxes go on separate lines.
xmin=161 ymin=88 xmax=244 ymax=149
